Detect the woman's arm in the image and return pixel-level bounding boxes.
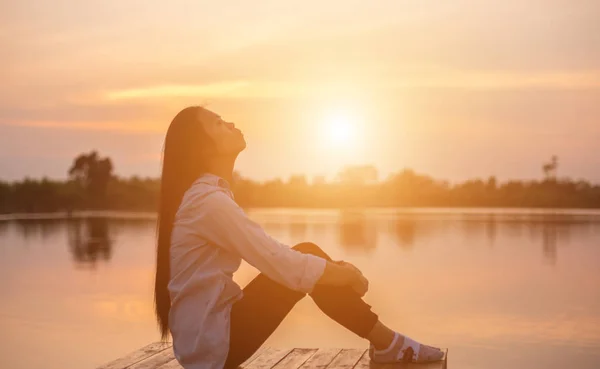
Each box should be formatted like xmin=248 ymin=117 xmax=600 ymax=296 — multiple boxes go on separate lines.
xmin=186 ymin=190 xmax=327 ymax=293
xmin=182 ymin=189 xmax=369 ymax=295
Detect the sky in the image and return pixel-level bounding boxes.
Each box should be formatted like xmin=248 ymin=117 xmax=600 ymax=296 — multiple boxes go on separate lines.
xmin=2 ymin=0 xmax=599 ymax=183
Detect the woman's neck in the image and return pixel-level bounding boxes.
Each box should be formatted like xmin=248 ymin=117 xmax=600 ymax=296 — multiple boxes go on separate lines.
xmin=205 ymin=155 xmax=236 ymax=184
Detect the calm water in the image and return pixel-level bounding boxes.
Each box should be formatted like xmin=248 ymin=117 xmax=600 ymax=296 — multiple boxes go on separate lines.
xmin=1 ymin=209 xmax=599 ymax=369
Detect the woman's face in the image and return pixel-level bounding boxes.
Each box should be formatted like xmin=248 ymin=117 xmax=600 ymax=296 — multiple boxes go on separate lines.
xmin=198 ymin=108 xmax=246 ymax=156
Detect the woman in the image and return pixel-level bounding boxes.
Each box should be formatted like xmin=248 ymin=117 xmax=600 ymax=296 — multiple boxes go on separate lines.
xmin=154 ymin=106 xmax=444 ymax=369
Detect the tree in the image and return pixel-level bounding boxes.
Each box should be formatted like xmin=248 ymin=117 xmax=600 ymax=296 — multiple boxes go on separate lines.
xmin=312 ymin=175 xmax=327 ymax=186
xmin=288 ymin=174 xmax=308 ymax=187
xmin=336 ymin=165 xmax=378 ymax=185
xmin=542 ymin=155 xmax=558 ymax=181
xmin=487 ymin=176 xmax=497 ymax=191
xmin=68 ymin=151 xmax=114 ymax=208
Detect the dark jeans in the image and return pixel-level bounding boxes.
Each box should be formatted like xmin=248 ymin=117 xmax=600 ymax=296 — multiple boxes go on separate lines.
xmin=224 ymin=242 xmax=379 ymax=369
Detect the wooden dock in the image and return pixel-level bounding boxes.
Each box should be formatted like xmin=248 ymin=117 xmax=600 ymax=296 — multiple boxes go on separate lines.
xmin=97 ymin=343 xmax=448 ymax=369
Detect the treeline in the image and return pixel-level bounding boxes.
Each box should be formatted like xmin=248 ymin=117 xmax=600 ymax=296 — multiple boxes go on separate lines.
xmin=1 ymin=152 xmax=599 ymax=214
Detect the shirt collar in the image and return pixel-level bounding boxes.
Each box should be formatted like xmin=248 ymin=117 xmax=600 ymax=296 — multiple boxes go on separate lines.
xmin=193 ymin=172 xmax=231 ymax=190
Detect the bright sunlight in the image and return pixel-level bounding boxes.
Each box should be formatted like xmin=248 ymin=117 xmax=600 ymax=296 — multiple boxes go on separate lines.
xmin=323 ymin=110 xmax=358 ymax=147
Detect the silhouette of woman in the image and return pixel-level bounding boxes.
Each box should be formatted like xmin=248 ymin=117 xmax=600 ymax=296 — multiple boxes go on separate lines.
xmin=154 ymin=107 xmax=444 ymax=369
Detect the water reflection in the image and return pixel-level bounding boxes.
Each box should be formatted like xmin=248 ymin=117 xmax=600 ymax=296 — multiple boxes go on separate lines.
xmin=12 ymin=218 xmax=64 ymax=240
xmin=0 ymin=221 xmax=8 ymax=239
xmin=485 ymin=214 xmax=497 ymax=246
xmin=394 ymin=217 xmax=418 ymax=249
xmin=67 ymin=218 xmax=113 ymax=267
xmin=0 ymin=211 xmax=598 ymax=267
xmin=338 ymin=210 xmax=377 ymax=252
xmin=1 ymin=210 xmax=600 ymax=369
xmin=535 ymin=221 xmax=573 ymax=265
xmin=290 ymin=222 xmax=308 ymax=239
xmin=542 ymin=223 xmax=558 ymax=264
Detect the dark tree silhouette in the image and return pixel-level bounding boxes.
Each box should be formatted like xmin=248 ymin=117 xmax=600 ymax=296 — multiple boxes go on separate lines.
xmin=1 ymin=152 xmax=600 ymax=213
xmin=68 ymin=151 xmax=114 ymax=208
xmin=542 ymin=155 xmax=559 ymax=181
xmin=337 ymin=165 xmax=378 ymax=185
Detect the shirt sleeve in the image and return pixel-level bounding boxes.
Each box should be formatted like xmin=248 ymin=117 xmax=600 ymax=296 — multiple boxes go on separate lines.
xmin=193 ymin=189 xmax=326 ymax=293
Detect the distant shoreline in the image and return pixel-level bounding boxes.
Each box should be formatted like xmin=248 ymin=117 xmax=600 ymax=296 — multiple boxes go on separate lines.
xmin=4 ymin=155 xmax=600 ymax=213
xmin=2 ymin=207 xmax=600 ymax=222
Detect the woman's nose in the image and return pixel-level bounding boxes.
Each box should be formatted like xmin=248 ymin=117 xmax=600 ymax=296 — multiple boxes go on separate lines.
xmin=225 ymin=122 xmax=235 ymax=130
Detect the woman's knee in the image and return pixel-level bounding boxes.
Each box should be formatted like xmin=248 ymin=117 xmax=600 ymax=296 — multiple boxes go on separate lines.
xmin=292 ymin=242 xmax=331 ymax=260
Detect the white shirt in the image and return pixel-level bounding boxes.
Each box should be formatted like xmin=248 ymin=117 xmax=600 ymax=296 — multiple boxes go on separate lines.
xmin=168 ymin=173 xmax=327 ymax=369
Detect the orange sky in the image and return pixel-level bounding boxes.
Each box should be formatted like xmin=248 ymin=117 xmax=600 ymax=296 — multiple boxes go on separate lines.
xmin=2 ymin=0 xmax=600 ymax=182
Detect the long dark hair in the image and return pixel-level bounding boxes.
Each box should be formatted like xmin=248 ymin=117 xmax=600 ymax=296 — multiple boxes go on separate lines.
xmin=155 ymin=106 xmax=213 ymax=340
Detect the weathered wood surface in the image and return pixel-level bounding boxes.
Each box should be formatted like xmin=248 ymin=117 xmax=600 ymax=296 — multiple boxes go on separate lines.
xmin=97 ymin=344 xmax=448 ymax=369
xmin=97 ymin=342 xmax=172 ymax=369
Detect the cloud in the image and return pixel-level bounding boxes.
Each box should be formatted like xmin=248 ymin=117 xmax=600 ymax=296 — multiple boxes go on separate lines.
xmin=407 ymin=70 xmax=600 ymax=90
xmin=104 ymin=81 xmax=251 ymax=100
xmin=0 ymin=98 xmax=173 ymax=132
xmin=101 ymin=70 xmax=600 ymax=103
xmin=1 ymin=120 xmax=164 ymax=133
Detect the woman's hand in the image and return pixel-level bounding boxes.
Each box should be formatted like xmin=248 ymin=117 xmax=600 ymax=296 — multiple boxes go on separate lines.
xmin=317 ymin=260 xmax=369 ymax=297
xmin=336 ymin=261 xmax=369 ymax=296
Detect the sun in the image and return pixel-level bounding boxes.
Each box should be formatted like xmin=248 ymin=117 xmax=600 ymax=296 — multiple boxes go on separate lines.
xmin=324 ymin=111 xmax=357 ymax=146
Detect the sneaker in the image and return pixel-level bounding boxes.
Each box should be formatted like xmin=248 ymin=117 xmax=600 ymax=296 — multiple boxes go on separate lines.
xmin=369 ymin=332 xmax=445 ymax=363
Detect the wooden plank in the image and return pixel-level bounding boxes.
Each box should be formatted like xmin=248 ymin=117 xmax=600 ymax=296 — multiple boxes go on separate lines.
xmin=244 ymin=348 xmax=293 ymax=369
xmin=298 ymin=348 xmax=341 ymax=369
xmin=241 ymin=346 xmax=268 ymax=368
xmin=271 ymin=349 xmax=317 ymax=369
xmin=129 ymin=349 xmax=175 ymax=369
xmin=154 ymin=346 xmax=267 ymax=369
xmin=100 ymin=346 xmax=446 ymax=369
xmin=97 ymin=342 xmax=171 ymax=369
xmin=326 ymin=349 xmax=365 ymax=369
xmin=157 ymin=359 xmax=183 ymax=369
xmin=354 ymin=350 xmax=382 ymax=369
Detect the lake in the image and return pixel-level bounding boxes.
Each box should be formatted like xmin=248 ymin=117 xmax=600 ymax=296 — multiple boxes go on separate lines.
xmin=1 ymin=209 xmax=599 ymax=369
